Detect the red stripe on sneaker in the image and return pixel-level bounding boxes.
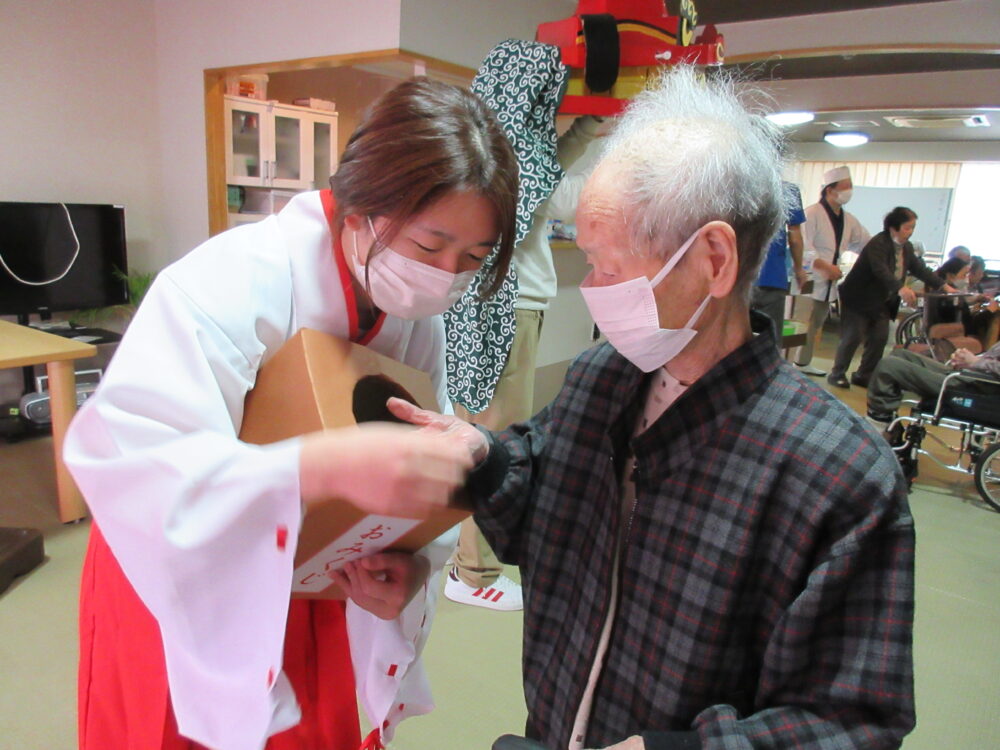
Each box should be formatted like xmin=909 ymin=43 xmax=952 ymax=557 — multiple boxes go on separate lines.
xmin=492 ymin=590 xmax=504 ymax=602
xmin=480 ymin=588 xmax=494 ymax=599
xmin=386 ymin=664 xmax=398 ymax=677
xmin=473 ymin=588 xmax=485 ymax=597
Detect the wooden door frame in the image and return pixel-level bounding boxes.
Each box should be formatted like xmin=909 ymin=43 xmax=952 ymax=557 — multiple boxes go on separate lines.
xmin=204 ymin=49 xmax=474 ymax=236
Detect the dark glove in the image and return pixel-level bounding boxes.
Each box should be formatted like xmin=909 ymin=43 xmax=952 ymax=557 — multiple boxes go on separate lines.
xmin=492 ymin=735 xmax=551 ymax=750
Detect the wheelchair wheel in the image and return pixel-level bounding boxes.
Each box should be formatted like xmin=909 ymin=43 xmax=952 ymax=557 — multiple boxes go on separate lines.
xmin=895 ymin=310 xmax=924 ymax=346
xmin=974 ymin=442 xmax=1000 ymax=512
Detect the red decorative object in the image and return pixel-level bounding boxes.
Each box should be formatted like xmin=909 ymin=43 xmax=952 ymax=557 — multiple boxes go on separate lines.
xmin=536 ymin=1 xmax=725 ymax=116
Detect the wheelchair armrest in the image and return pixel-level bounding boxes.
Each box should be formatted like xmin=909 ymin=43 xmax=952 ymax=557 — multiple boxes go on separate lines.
xmin=952 ymin=369 xmax=1000 ymax=387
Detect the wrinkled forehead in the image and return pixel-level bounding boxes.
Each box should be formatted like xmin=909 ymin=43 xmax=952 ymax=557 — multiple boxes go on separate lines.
xmin=577 ymin=164 xmax=634 ymax=252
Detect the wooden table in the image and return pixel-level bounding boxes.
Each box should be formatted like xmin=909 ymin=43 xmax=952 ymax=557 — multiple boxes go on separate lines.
xmin=0 ymin=320 xmax=97 ymax=522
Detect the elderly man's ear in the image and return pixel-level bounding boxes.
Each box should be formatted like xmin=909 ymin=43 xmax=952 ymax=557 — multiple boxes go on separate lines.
xmin=699 ymin=221 xmax=739 ymax=298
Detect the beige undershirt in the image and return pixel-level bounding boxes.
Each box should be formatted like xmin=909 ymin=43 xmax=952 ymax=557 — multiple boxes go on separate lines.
xmin=568 ymin=366 xmax=689 ymax=750
xmin=894 ymin=241 xmax=906 ymax=282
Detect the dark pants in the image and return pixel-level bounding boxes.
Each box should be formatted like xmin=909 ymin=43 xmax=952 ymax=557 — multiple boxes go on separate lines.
xmin=868 ymin=349 xmax=949 ymax=413
xmin=831 ymin=307 xmax=889 ymax=382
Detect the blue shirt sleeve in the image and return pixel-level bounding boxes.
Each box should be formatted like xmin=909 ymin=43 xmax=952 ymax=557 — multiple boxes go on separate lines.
xmin=786 ymin=183 xmax=805 ymax=226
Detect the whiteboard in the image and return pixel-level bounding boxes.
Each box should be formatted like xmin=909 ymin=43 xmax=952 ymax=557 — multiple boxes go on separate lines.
xmin=848 ymin=186 xmax=954 ymax=263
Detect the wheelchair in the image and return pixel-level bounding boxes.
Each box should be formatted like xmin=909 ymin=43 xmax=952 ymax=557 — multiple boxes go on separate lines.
xmin=894 ymin=307 xmax=924 ymax=347
xmin=888 ymin=368 xmax=1000 ymax=511
xmin=895 ymin=292 xmax=981 ymax=351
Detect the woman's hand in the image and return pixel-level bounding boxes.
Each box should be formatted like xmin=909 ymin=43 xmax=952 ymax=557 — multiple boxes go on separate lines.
xmin=387 ymin=398 xmax=489 ymax=465
xmin=329 ymin=552 xmax=430 ymax=620
xmin=299 ymin=422 xmax=473 ymax=516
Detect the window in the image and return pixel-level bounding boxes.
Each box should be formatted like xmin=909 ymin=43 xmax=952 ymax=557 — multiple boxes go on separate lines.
xmin=945 ymin=162 xmax=1000 ymax=269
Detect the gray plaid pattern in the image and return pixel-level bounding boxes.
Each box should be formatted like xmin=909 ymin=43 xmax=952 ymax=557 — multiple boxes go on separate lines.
xmin=473 ymin=315 xmax=915 ymax=749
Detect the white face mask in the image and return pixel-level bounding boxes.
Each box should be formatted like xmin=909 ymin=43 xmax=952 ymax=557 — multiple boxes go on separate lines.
xmin=580 ymin=228 xmax=712 ymax=372
xmin=351 ymin=217 xmax=477 ymax=320
xmin=834 ymin=188 xmax=853 ymax=206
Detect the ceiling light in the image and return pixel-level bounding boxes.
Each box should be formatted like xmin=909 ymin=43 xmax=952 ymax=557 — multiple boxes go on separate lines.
xmin=823 ymin=131 xmax=870 ymax=148
xmin=766 ymin=111 xmax=815 ymax=127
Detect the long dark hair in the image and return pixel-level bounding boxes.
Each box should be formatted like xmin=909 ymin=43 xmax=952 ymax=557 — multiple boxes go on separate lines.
xmin=331 ymin=77 xmax=518 ymax=298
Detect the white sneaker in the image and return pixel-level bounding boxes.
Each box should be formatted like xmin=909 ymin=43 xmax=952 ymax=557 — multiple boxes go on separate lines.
xmin=796 ymin=363 xmax=827 ymax=377
xmin=444 ymin=569 xmax=523 ymax=611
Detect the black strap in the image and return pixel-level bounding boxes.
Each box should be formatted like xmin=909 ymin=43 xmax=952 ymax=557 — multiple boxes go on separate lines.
xmin=581 ymin=14 xmax=620 ymax=93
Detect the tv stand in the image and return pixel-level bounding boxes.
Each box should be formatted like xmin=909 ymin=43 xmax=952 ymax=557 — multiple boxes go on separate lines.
xmin=15 ymin=315 xmax=121 ymax=396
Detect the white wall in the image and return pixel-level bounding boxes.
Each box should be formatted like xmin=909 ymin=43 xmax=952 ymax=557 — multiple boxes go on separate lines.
xmin=400 ymin=0 xmax=574 ymax=69
xmin=151 ymin=0 xmax=584 ymax=265
xmin=0 ymin=0 xmax=162 ymax=270
xmin=151 ymin=0 xmax=404 ymax=266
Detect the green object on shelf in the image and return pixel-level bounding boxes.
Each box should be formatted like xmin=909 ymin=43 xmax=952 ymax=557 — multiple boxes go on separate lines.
xmin=782 ymin=322 xmax=796 ymax=337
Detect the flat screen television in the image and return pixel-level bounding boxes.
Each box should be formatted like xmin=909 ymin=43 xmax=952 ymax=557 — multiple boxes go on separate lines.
xmin=0 ymin=201 xmax=129 ymax=318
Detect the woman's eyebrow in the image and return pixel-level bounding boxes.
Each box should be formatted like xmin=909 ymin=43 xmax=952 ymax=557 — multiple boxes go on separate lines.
xmin=415 ymin=224 xmax=497 ymax=247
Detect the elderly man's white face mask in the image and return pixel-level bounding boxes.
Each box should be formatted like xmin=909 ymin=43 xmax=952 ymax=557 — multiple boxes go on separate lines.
xmin=580 ymin=227 xmax=711 ymax=372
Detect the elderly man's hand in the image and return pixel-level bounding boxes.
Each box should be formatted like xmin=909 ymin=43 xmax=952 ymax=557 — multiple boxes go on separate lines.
xmin=949 ymin=348 xmax=979 ymax=369
xmin=586 ymin=737 xmax=645 ymax=750
xmin=899 ymin=286 xmax=917 ymax=306
xmin=387 ymin=397 xmax=489 ymax=465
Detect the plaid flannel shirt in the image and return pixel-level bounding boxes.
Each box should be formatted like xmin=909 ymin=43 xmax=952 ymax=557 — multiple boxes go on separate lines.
xmin=471 ymin=315 xmax=915 ymax=750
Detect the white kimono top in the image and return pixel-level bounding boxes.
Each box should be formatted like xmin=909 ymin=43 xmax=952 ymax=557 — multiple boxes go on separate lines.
xmin=802 ymin=201 xmax=871 ymax=303
xmin=63 ymin=190 xmax=453 ymax=750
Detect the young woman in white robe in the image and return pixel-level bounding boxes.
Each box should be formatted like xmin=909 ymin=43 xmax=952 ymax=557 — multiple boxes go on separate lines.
xmin=63 ymin=78 xmax=517 ymax=750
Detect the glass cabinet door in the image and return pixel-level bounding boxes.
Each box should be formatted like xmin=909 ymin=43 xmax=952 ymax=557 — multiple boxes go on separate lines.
xmin=225 ymin=98 xmax=268 ymax=187
xmin=312 ymin=116 xmax=338 ymax=190
xmin=271 ymin=112 xmax=303 ymax=185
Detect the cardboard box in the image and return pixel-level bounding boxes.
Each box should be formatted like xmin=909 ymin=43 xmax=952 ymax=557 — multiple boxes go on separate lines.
xmin=239 ymin=328 xmax=469 ymax=598
xmin=293 ymin=97 xmax=337 ymax=112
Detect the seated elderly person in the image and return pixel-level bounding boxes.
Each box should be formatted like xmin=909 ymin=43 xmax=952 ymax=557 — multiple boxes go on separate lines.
xmin=867 ymin=342 xmax=1000 ymax=424
xmin=963 ymin=256 xmax=999 ymax=344
xmin=394 ymin=66 xmax=915 ymax=750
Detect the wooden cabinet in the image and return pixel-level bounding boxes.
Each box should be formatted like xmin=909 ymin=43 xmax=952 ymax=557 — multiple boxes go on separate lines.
xmin=224 ymin=96 xmax=338 ymax=191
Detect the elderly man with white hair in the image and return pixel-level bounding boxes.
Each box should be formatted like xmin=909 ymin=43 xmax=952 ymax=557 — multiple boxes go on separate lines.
xmin=393 ymin=67 xmax=915 ymax=750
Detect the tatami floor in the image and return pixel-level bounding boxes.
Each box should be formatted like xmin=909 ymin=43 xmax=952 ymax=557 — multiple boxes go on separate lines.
xmin=1 ymin=328 xmax=999 ymax=749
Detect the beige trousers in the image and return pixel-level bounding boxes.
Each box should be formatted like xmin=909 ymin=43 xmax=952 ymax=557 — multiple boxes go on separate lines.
xmin=452 ymin=308 xmax=543 ymax=587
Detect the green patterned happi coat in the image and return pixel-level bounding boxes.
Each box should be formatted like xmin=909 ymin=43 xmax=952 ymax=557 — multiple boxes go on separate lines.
xmin=443 ymin=40 xmax=568 ymax=413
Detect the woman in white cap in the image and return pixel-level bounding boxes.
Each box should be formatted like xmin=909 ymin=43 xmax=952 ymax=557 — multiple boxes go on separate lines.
xmin=796 ymin=165 xmax=871 ymax=377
